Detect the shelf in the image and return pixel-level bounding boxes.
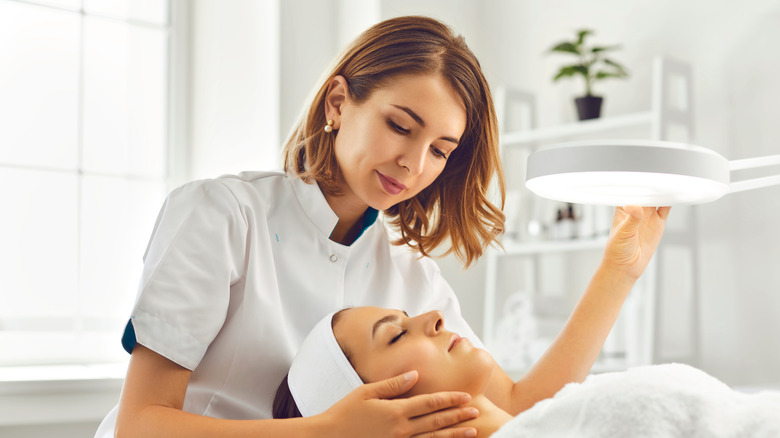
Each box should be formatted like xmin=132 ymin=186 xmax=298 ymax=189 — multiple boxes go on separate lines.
xmin=486 ymin=57 xmax=698 ymax=377
xmin=497 ymin=235 xmax=609 ymax=256
xmin=501 ymin=111 xmax=654 ymax=146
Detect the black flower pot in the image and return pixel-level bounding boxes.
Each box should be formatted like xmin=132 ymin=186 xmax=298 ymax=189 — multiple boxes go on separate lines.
xmin=575 ymin=95 xmax=603 ymax=120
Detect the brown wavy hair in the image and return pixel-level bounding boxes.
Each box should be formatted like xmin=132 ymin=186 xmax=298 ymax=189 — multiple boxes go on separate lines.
xmin=282 ymin=16 xmax=505 ymax=267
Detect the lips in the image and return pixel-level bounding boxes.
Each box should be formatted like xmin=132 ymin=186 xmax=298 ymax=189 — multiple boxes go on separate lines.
xmin=377 ymin=171 xmax=407 ymax=195
xmin=448 ymin=334 xmax=462 ymax=352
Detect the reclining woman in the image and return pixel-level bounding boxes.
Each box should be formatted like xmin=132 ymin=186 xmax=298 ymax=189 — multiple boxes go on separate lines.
xmin=273 ymin=307 xmax=780 ymax=437
xmin=274 ymin=307 xmax=511 ymax=436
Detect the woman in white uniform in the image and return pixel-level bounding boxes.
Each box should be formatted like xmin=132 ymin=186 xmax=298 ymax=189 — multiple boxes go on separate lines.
xmin=96 ymin=15 xmax=670 ymax=438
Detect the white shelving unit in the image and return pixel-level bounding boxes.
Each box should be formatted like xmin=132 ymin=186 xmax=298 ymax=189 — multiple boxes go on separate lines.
xmin=500 ymin=111 xmax=654 ymax=145
xmin=484 ymin=56 xmax=700 ymax=378
xmin=500 ymin=236 xmax=609 ymax=256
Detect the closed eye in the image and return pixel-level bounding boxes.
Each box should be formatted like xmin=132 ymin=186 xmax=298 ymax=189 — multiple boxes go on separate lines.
xmin=388 ymin=118 xmax=448 ymax=159
xmin=387 ymin=119 xmax=410 ymax=135
xmin=389 ymin=329 xmax=407 ymax=344
xmin=431 ymin=146 xmax=448 ymax=159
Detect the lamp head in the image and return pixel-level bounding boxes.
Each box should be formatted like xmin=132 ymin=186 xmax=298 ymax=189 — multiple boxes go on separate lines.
xmin=525 ymin=140 xmax=731 ymax=206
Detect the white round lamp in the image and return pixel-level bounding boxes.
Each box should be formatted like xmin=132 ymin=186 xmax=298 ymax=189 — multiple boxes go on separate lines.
xmin=525 ymin=140 xmax=780 ymax=206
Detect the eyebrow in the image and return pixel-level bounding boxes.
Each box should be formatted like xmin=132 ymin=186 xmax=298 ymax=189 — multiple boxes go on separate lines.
xmin=391 ymin=104 xmax=460 ymax=145
xmin=371 ymin=311 xmax=410 ymax=339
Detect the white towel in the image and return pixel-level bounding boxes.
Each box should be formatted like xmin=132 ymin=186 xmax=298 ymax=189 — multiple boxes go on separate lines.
xmin=288 ymin=311 xmax=364 ymax=417
xmin=492 ymin=363 xmax=780 ymax=438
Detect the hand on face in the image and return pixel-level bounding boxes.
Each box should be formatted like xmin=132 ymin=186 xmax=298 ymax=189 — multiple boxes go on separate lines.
xmin=321 ymin=370 xmax=479 ymax=438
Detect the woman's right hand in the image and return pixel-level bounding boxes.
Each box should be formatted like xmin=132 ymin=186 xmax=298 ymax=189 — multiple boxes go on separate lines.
xmin=116 ymin=347 xmax=475 ymax=438
xmin=319 ymin=370 xmax=479 ymax=438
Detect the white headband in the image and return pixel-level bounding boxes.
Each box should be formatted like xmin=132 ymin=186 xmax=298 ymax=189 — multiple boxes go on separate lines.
xmin=288 ymin=311 xmax=364 ymax=417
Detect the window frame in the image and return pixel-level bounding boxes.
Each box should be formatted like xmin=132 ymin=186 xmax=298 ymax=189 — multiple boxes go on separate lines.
xmin=0 ymin=0 xmax=190 ymax=369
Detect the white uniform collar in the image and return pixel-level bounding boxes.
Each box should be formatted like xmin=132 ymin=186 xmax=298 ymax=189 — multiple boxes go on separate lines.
xmin=289 ymin=175 xmax=341 ymax=238
xmin=289 ymin=174 xmax=380 ymax=242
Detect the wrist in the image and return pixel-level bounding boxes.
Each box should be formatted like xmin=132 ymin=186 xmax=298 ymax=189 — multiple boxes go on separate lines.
xmin=305 ymin=411 xmax=337 ymax=438
xmin=595 ymin=261 xmax=639 ymax=288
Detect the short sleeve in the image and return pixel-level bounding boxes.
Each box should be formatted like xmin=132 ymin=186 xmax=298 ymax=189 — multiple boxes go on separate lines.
xmin=125 ymin=179 xmax=248 ymax=370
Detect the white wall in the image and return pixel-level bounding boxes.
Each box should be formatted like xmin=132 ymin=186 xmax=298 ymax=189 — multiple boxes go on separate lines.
xmin=467 ymin=0 xmax=780 ymax=387
xmin=277 ymin=0 xmax=383 ymax=155
xmin=379 ymin=0 xmax=485 ymax=55
xmin=278 ymin=0 xmax=336 ymax=148
xmin=188 ymin=0 xmax=280 ymax=180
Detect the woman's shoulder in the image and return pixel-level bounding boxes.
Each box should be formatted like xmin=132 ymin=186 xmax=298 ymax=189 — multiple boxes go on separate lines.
xmin=171 ymin=170 xmax=292 ymax=204
xmin=214 ymin=169 xmax=290 ymax=193
xmin=171 ymin=169 xmax=286 ymax=191
xmin=157 ymin=171 xmax=295 ymax=225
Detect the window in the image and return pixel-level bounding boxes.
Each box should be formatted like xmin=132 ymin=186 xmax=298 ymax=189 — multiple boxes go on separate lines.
xmin=0 ymin=0 xmax=175 ymax=366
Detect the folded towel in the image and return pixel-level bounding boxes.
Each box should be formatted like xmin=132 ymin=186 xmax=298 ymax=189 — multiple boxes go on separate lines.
xmin=492 ymin=363 xmax=780 ymax=438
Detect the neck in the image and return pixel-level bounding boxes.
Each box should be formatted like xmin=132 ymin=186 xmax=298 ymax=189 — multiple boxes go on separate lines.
xmin=321 ymin=183 xmax=369 ymax=246
xmin=461 ymin=395 xmax=513 ymax=437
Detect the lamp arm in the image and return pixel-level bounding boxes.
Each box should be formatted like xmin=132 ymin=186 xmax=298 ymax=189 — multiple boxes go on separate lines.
xmin=728 ymin=154 xmax=780 ymax=193
xmin=729 ymin=154 xmax=780 ymax=171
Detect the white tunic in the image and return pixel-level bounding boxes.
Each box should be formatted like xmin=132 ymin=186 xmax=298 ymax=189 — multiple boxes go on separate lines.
xmin=95 ymin=170 xmax=482 ymax=435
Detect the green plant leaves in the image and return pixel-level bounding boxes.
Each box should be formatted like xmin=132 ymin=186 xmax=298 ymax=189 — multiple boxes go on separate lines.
xmin=591 ymin=45 xmax=621 ymax=53
xmin=545 ymin=29 xmax=629 ymax=95
xmin=550 ymin=42 xmax=581 ymax=55
xmin=553 ymin=65 xmax=589 ymax=81
xmin=576 ymin=29 xmax=593 ymax=45
xmin=595 ymin=71 xmax=625 ymax=80
xmin=603 ymin=58 xmax=628 ymax=75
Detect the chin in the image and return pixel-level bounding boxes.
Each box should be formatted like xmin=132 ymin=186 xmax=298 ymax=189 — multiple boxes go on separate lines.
xmin=370 ymin=200 xmax=395 ymax=212
xmin=366 ymin=193 xmax=403 ymax=212
xmin=474 ymin=349 xmax=495 ymax=371
xmin=367 ymin=183 xmax=419 ymax=211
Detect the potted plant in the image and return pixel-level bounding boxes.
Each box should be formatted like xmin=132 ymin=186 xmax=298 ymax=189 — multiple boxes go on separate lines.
xmin=547 ymin=29 xmax=629 ymax=120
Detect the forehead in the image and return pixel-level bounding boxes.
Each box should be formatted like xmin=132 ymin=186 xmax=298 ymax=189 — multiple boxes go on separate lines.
xmin=336 ymin=307 xmax=404 ymax=342
xmin=367 ymin=74 xmax=466 ymax=133
xmin=340 ymin=306 xmax=404 ymax=328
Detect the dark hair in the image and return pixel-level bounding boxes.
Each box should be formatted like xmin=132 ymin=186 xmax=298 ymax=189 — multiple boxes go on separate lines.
xmin=282 ymin=15 xmax=505 ymax=267
xmin=272 ymin=374 xmax=302 ymax=419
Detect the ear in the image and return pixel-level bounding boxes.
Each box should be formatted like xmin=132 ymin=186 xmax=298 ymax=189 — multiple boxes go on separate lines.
xmin=324 ymin=75 xmax=348 ymax=130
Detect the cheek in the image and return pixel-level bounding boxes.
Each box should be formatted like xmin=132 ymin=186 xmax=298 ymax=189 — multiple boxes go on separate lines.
xmin=404 ymin=165 xmax=444 ymax=199
xmin=334 ymin=123 xmax=395 ymax=170
xmin=363 ymin=343 xmax=440 ymax=385
xmin=332 ymin=129 xmax=358 ymax=168
xmin=392 ymin=346 xmax=449 ymax=396
xmin=333 ymin=115 xmax=368 ymax=160
xmin=424 ymin=164 xmax=446 ymax=186
xmin=412 ymin=348 xmax=495 ymax=396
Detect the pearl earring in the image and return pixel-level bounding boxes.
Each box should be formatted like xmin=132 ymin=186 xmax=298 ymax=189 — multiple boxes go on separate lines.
xmin=324 ymin=120 xmax=334 ymax=133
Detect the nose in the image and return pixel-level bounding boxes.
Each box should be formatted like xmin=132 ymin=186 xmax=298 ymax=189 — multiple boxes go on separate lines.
xmin=397 ymin=142 xmax=428 ymax=176
xmin=420 ymin=310 xmax=444 ymax=336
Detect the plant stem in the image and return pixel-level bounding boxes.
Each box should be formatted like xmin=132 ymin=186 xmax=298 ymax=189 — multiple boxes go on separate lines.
xmin=582 ymin=52 xmax=592 ymax=96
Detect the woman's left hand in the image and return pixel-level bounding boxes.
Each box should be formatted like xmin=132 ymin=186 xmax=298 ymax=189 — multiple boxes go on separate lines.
xmin=601 ymin=206 xmax=672 ymax=281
